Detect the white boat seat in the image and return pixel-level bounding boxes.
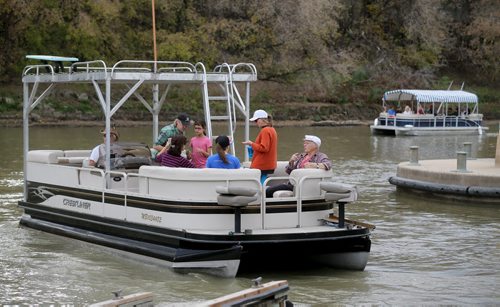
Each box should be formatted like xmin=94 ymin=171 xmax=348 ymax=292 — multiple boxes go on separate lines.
xmin=217 ymin=195 xmax=258 ymax=207
xmin=27 ymin=150 xmax=64 ymax=164
xmin=320 ymin=182 xmax=358 ymax=229
xmin=64 ymin=150 xmax=91 ymax=157
xmin=57 ymin=156 xmax=87 ymax=165
xmin=320 ymin=182 xmax=358 ymax=202
xmin=215 ymin=186 xmax=259 ymax=197
xmin=273 ymin=190 xmax=294 ymax=198
xmin=216 ymin=185 xmax=259 ymax=234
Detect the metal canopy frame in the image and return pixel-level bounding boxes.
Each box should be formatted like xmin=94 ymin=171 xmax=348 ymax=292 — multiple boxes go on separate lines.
xmin=22 ymin=59 xmax=257 ymax=200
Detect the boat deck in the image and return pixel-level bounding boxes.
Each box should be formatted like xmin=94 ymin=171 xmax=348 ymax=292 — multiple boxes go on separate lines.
xmin=22 ymin=60 xmax=257 ymax=84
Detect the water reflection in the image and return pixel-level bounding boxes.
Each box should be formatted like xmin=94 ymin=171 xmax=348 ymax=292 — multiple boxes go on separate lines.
xmin=0 ymin=123 xmax=499 ymax=305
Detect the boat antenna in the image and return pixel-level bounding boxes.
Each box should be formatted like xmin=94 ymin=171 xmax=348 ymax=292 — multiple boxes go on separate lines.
xmin=152 ymin=0 xmax=157 ymax=73
xmin=460 ymin=82 xmax=465 ymax=90
xmin=447 ymin=81 xmax=453 ymax=90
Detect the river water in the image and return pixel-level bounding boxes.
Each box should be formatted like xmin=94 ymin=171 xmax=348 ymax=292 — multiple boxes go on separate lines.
xmin=1 ymin=123 xmax=499 ymax=305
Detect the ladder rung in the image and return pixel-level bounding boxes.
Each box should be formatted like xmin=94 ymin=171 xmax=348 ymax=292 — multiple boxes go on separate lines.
xmin=208 ymin=96 xmax=228 ymax=101
xmin=210 ymin=115 xmax=230 ymax=120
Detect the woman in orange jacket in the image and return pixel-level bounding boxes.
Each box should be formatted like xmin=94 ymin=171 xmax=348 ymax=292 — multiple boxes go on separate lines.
xmin=242 ymin=109 xmax=278 ymax=184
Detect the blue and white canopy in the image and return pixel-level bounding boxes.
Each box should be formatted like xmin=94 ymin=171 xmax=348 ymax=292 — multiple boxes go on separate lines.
xmin=383 ymin=90 xmax=478 ymax=104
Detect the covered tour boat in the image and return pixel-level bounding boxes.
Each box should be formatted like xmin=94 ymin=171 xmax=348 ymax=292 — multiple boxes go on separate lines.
xmin=370 ymin=89 xmax=486 ymax=136
xmin=19 ymin=57 xmax=373 ymax=277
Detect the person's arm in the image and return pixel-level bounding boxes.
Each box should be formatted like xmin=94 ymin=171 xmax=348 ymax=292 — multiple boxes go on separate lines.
xmin=155 ymin=145 xmax=168 ymax=162
xmin=89 ymin=145 xmax=100 ymax=166
xmin=305 ymin=153 xmax=332 ymax=170
xmin=285 ymin=153 xmax=301 ymax=174
xmin=252 ymin=128 xmax=273 ymax=153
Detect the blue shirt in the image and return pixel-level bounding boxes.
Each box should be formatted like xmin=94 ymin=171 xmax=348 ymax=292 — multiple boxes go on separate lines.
xmin=206 ymin=154 xmax=241 ymax=169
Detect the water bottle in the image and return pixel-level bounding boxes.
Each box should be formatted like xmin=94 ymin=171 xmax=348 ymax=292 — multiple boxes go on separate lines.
xmin=246 ymin=145 xmax=254 ymax=159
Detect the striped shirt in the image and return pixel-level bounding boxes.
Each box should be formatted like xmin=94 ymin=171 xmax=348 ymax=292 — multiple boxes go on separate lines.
xmin=156 ymin=152 xmax=195 ymax=168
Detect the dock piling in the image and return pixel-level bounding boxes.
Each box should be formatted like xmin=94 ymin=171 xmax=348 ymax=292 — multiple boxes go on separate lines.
xmin=409 ymin=146 xmax=420 ymax=165
xmin=463 ymin=142 xmax=473 ymax=160
xmin=456 ymin=151 xmax=469 ymax=172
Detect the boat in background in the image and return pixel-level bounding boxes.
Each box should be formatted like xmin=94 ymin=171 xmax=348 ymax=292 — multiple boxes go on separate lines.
xmin=19 ymin=57 xmax=373 ymax=277
xmin=370 ymin=89 xmax=487 ymax=136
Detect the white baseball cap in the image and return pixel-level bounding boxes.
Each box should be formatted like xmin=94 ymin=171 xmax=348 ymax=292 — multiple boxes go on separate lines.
xmin=250 ymin=109 xmax=269 ymax=121
xmin=304 ymin=135 xmax=321 ymax=147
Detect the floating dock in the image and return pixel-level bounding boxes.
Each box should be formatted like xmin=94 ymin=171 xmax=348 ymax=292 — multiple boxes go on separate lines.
xmin=389 ymin=133 xmax=500 ymax=203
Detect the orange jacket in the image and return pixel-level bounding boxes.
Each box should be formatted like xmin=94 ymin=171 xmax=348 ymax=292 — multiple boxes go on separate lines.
xmin=250 ymin=126 xmax=278 ymax=171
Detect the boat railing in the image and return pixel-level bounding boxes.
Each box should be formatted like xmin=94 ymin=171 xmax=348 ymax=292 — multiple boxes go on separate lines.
xmin=77 ymin=167 xmax=131 ymax=197
xmin=111 ymin=60 xmax=197 ymax=75
xmin=214 ymin=62 xmax=257 ymax=77
xmin=377 ymin=113 xmax=483 ymax=129
xmin=262 ymin=173 xmax=332 ymax=229
xmin=71 ymin=60 xmax=108 ymax=77
xmin=22 ymin=64 xmax=55 ymax=76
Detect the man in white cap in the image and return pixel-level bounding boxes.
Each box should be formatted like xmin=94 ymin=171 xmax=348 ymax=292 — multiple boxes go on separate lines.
xmin=265 ymin=134 xmax=332 ymax=198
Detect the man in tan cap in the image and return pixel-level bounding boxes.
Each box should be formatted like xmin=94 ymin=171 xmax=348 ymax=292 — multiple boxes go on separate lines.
xmin=89 ymin=128 xmax=119 ymax=167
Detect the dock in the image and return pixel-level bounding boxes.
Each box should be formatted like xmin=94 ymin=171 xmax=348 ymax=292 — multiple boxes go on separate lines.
xmin=389 ymin=133 xmax=500 ymax=203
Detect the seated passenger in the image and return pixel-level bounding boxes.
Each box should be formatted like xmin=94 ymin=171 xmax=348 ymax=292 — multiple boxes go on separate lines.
xmin=156 ymin=135 xmax=195 ymax=168
xmin=403 ymin=105 xmax=413 ymax=114
xmin=206 ymin=135 xmax=241 ymax=169
xmin=89 ymin=128 xmax=119 ymax=167
xmin=266 ymin=135 xmax=332 ymax=198
xmin=387 ymin=106 xmax=397 ymax=116
xmin=417 ymin=104 xmax=424 ymax=114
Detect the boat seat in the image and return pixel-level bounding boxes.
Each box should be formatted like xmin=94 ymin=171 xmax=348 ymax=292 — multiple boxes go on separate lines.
xmin=269 ymin=168 xmax=333 ymax=199
xmin=320 ymin=182 xmax=358 ymax=229
xmin=289 ymin=168 xmax=333 ymax=198
xmin=138 ymin=166 xmax=261 ymax=202
xmin=320 ymin=182 xmax=358 ymax=202
xmin=64 ymin=150 xmax=91 ymax=157
xmin=216 ymin=186 xmax=259 ymax=233
xmin=27 ymin=150 xmax=64 ymax=164
xmin=273 ymin=190 xmax=294 ymax=198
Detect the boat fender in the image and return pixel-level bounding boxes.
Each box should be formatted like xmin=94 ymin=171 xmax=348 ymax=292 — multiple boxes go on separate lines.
xmin=467 ymin=186 xmax=500 ymax=197
xmin=389 ymin=176 xmax=468 ymax=195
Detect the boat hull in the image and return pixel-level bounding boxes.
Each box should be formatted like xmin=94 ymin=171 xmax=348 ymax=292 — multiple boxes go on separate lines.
xmin=370 ymin=124 xmax=485 ymax=136
xmin=19 ymin=199 xmax=371 ymax=277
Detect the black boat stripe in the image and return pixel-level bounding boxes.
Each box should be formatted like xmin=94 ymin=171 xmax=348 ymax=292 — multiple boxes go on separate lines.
xmin=27 ymin=181 xmax=333 ymax=214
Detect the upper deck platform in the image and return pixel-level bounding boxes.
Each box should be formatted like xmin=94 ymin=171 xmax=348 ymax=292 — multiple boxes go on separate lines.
xmin=22 ymin=59 xmax=258 ymax=84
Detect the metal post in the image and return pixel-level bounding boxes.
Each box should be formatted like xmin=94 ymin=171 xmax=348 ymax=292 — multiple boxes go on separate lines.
xmin=234 ymin=207 xmax=241 ymax=233
xmin=456 ymin=151 xmax=468 ymax=172
xmin=409 ymin=146 xmax=420 ymax=165
xmin=23 ymin=82 xmax=30 ymax=201
xmin=338 ymin=203 xmax=345 ymax=228
xmin=463 ymin=142 xmax=473 ymax=160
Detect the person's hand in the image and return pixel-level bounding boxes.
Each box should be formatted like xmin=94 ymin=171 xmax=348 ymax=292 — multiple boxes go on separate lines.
xmin=153 ymin=145 xmax=164 ymax=151
xmin=242 ymin=140 xmax=252 ymax=146
xmin=303 ymin=162 xmax=316 ymax=169
xmin=289 ymin=153 xmax=300 ymax=162
xmin=304 ymin=162 xmax=322 ymax=169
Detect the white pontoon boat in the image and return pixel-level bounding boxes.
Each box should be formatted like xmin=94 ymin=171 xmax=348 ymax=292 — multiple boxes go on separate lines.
xmin=370 ymin=89 xmax=486 ymax=136
xmin=19 ymin=58 xmax=373 ymax=277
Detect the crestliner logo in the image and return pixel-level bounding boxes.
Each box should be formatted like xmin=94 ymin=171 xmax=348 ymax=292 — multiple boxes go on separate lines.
xmin=141 ymin=213 xmax=162 ymax=223
xmin=63 ymin=198 xmax=91 ymax=210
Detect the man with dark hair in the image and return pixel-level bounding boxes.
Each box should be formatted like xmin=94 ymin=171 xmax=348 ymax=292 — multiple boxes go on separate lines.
xmin=153 ymin=113 xmax=191 ymax=152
